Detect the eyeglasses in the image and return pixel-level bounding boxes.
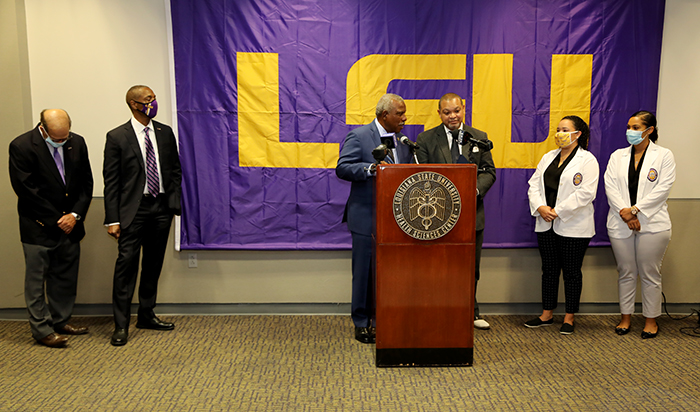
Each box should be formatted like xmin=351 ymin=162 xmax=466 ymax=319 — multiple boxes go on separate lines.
xmin=40 ymin=124 xmax=72 ymax=143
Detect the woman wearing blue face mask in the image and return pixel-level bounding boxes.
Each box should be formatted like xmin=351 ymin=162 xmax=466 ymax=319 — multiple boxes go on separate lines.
xmin=604 ymin=111 xmax=676 ymax=339
xmin=526 ymin=116 xmax=599 ymax=335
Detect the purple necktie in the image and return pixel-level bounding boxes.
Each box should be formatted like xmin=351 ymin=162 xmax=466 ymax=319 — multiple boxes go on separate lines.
xmin=53 ymin=147 xmax=65 ymax=184
xmin=144 ymin=127 xmax=159 ymax=197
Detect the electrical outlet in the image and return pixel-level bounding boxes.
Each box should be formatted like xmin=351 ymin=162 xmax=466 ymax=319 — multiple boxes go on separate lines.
xmin=188 ymin=253 xmax=198 ymax=268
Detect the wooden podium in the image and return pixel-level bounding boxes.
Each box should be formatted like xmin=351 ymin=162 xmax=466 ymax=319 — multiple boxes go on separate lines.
xmin=374 ymin=164 xmax=476 ymax=367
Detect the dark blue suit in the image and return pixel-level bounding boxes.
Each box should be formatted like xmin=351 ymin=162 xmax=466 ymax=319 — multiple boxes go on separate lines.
xmin=336 ymin=121 xmax=410 ymax=327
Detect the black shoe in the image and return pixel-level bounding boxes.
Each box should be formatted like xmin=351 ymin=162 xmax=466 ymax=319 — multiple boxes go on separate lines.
xmin=560 ymin=322 xmax=575 ymax=335
xmin=111 ymin=328 xmax=128 ymax=346
xmin=641 ymin=326 xmax=659 ymax=339
xmin=136 ymin=316 xmax=174 ymax=330
xmin=354 ymin=327 xmax=375 ymax=344
xmin=524 ymin=317 xmax=553 ymax=328
xmin=615 ymin=326 xmax=630 ymax=335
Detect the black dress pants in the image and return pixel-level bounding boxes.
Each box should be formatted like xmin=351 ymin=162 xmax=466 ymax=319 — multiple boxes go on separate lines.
xmin=112 ymin=195 xmax=172 ymax=329
xmin=536 ymin=228 xmax=591 ymax=314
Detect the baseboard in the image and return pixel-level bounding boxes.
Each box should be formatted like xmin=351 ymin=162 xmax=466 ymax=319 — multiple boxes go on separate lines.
xmin=0 ymin=302 xmax=697 ymax=321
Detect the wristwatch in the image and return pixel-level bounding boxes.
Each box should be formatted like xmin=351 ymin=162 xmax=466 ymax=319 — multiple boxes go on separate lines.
xmin=630 ymin=206 xmax=639 ymax=215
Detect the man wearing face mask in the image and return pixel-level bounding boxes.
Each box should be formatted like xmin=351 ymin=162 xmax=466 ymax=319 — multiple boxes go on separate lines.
xmin=9 ymin=109 xmax=94 ymax=347
xmin=416 ymin=93 xmax=497 ymax=330
xmin=103 ymin=85 xmax=182 ymax=346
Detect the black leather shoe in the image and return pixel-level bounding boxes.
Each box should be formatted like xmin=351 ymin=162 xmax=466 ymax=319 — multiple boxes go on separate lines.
xmin=615 ymin=326 xmax=630 ymax=335
xmin=136 ymin=316 xmax=175 ymax=330
xmin=111 ymin=328 xmax=128 ymax=346
xmin=354 ymin=327 xmax=375 ymax=344
xmin=641 ymin=326 xmax=659 ymax=339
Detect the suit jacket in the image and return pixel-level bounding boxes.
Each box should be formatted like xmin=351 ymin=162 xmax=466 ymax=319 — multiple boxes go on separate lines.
xmin=416 ymin=124 xmax=496 ymax=231
xmin=336 ymin=121 xmax=408 ymax=236
xmin=103 ymin=120 xmax=182 ymax=229
xmin=528 ymin=147 xmax=599 ymax=237
xmin=9 ymin=125 xmax=93 ymax=246
xmin=604 ymin=142 xmax=675 ymax=238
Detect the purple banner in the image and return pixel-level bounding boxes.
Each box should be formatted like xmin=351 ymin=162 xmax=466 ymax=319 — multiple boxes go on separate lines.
xmin=171 ymin=0 xmax=665 ymax=250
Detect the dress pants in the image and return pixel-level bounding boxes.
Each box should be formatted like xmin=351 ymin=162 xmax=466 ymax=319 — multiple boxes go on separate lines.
xmin=350 ymin=231 xmax=373 ymax=328
xmin=112 ymin=195 xmax=172 ymax=329
xmin=22 ymin=237 xmax=80 ymax=340
xmin=609 ymin=230 xmax=671 ymax=318
xmin=536 ymin=229 xmax=591 ymax=314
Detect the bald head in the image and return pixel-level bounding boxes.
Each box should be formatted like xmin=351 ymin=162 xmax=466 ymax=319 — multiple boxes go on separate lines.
xmin=40 ymin=109 xmax=71 ymax=140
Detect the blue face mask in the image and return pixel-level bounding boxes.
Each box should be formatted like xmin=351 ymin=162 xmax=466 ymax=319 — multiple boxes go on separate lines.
xmin=46 ymin=138 xmax=66 ymax=149
xmin=40 ymin=126 xmax=68 ymax=148
xmin=626 ymin=127 xmax=650 ymax=145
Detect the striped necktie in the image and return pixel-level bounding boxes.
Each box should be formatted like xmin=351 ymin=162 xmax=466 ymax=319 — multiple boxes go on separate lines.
xmin=144 ymin=127 xmax=159 ymax=197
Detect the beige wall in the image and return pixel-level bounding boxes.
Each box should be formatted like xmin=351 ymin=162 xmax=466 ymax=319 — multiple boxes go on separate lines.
xmin=1 ymin=0 xmax=698 ymax=312
xmin=1 ymin=0 xmax=33 ymax=308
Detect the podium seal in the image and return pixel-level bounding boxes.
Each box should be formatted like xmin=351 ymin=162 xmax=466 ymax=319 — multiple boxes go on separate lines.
xmin=392 ymin=172 xmax=461 ymax=240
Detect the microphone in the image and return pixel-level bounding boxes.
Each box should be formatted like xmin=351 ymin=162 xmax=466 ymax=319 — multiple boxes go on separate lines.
xmin=399 ymin=135 xmax=419 ymax=150
xmin=461 ymin=131 xmax=494 ymax=151
xmin=381 ymin=136 xmax=396 ymax=149
xmin=372 ymin=144 xmax=389 ymax=163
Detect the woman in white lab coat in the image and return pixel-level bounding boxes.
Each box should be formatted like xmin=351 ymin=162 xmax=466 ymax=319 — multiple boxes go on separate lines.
xmin=526 ymin=116 xmax=599 ymax=335
xmin=605 ymin=110 xmax=675 ymax=339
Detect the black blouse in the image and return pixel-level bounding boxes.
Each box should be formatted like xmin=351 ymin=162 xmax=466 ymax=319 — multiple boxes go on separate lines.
xmin=544 ymin=145 xmax=579 ymax=208
xmin=628 ymin=145 xmax=648 ymax=205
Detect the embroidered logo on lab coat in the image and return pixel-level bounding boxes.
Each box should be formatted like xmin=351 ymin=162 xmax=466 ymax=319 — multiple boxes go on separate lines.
xmin=647 ymin=168 xmax=658 ymax=182
xmin=573 ymin=173 xmax=583 ymax=186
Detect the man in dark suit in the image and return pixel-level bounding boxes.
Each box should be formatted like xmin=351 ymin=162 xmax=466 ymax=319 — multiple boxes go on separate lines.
xmin=9 ymin=109 xmax=93 ymax=348
xmin=416 ymin=93 xmax=496 ymax=330
xmin=104 ymin=85 xmax=182 ymax=346
xmin=336 ymin=93 xmax=408 ymax=343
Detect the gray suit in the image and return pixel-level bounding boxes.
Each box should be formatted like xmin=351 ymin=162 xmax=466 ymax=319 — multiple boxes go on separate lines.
xmin=416 ymin=124 xmax=496 ymax=317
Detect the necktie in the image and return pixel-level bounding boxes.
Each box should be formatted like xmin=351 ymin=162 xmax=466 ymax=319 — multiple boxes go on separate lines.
xmin=144 ymin=127 xmax=159 ymax=197
xmin=53 ymin=147 xmax=65 ymax=184
xmin=450 ymin=130 xmax=461 ymax=163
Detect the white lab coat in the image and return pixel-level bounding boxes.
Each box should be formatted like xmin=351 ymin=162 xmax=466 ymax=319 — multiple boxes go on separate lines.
xmin=604 ymin=142 xmax=675 ymax=238
xmin=528 ymin=147 xmax=599 ymax=237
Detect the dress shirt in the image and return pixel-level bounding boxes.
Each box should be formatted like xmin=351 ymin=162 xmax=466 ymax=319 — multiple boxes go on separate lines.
xmin=628 ymin=145 xmax=648 ymax=205
xmin=45 ymin=141 xmax=64 ymax=171
xmin=443 ymin=123 xmax=465 ymax=156
xmin=374 ymin=118 xmax=399 ymax=163
xmin=130 ymin=116 xmax=164 ymax=194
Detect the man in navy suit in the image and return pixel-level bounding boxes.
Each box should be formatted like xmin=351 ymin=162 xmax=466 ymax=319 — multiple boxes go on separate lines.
xmin=336 ymin=93 xmax=408 ymax=343
xmin=103 ymin=85 xmax=182 ymax=346
xmin=9 ymin=109 xmax=93 ymax=347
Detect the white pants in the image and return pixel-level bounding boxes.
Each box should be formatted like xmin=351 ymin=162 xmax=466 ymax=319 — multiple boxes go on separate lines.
xmin=609 ymin=230 xmax=671 ymax=318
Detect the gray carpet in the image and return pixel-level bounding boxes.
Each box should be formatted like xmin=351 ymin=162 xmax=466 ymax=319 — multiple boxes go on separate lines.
xmin=0 ymin=314 xmax=699 ymax=411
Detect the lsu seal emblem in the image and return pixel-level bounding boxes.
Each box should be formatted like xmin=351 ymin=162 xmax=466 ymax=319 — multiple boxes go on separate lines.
xmin=647 ymin=168 xmax=658 ymax=182
xmin=393 ymin=172 xmax=461 ymax=240
xmin=573 ymin=173 xmax=583 ymax=186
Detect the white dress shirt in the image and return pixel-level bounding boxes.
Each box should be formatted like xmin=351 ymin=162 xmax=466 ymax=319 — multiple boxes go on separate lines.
xmin=130 ymin=116 xmax=165 ymax=194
